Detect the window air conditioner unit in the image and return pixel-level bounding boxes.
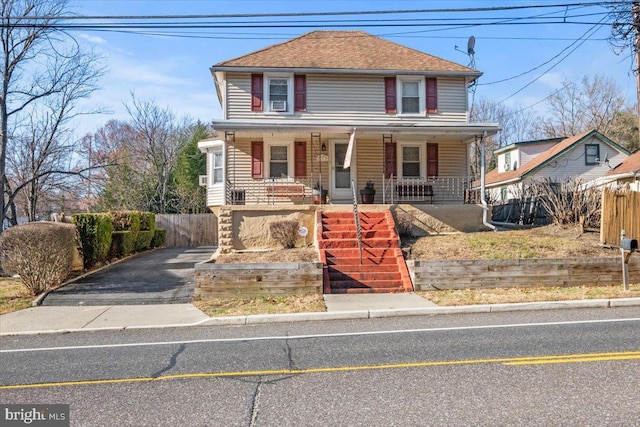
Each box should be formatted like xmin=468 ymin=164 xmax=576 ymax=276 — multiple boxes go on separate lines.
xmin=270 ymin=100 xmax=287 ymax=111
xmin=199 ymin=175 xmax=208 ymax=186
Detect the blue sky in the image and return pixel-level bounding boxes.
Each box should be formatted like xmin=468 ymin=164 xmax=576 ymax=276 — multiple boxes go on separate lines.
xmin=71 ymin=0 xmax=637 ymax=136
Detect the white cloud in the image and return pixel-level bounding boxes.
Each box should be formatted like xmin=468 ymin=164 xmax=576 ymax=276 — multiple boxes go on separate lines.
xmin=537 ymin=72 xmax=568 ymax=90
xmin=79 ymin=33 xmax=107 ymax=45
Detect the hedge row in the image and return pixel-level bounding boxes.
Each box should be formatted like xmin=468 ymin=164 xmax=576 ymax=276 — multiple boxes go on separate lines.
xmin=73 ymin=211 xmax=165 ymax=268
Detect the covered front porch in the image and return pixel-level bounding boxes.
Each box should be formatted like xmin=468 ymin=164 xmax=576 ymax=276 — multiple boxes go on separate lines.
xmin=200 ymin=121 xmax=499 ymax=208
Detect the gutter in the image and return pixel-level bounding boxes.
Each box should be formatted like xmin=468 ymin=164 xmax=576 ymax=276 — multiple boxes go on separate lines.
xmin=210 ymin=66 xmax=483 ymax=79
xmin=479 ymin=132 xmax=496 ymax=231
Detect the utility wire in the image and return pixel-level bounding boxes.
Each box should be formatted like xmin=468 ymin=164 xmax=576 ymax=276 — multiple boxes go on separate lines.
xmin=7 ymin=2 xmax=623 ymax=21
xmin=494 ymin=15 xmax=607 ymax=106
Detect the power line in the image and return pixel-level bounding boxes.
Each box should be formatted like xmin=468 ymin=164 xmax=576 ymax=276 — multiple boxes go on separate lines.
xmin=494 ymin=15 xmax=607 ymax=106
xmin=6 ymin=2 xmax=623 ymax=21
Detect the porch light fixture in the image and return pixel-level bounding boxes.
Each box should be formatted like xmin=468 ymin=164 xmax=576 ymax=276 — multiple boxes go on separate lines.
xmin=321 ymin=142 xmax=327 ymax=152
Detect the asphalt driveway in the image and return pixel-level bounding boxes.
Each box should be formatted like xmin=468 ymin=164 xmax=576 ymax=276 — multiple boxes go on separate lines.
xmin=41 ymin=247 xmax=215 ymax=306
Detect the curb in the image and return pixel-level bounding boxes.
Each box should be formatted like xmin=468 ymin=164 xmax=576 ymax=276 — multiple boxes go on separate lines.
xmin=2 ymin=297 xmax=640 ymax=337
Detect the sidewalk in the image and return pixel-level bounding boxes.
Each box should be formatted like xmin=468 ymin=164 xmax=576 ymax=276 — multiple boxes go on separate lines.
xmin=2 ymin=293 xmax=640 ymax=336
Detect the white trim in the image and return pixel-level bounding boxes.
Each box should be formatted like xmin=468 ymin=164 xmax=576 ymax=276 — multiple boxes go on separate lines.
xmin=264 ymin=72 xmax=294 ymax=115
xmin=264 ymin=140 xmax=294 ymax=179
xmin=396 ymin=75 xmax=426 ymax=117
xmin=397 ymin=142 xmax=426 ymax=179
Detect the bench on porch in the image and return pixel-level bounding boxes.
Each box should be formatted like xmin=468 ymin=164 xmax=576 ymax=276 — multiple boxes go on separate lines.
xmin=268 ymin=184 xmax=306 ymax=201
xmin=396 ymin=182 xmax=434 ymax=204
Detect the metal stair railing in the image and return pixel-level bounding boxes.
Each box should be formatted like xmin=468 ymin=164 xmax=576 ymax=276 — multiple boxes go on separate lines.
xmin=351 ymin=180 xmax=363 ymax=265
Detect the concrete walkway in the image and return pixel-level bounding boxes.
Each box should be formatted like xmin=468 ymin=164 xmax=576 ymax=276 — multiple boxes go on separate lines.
xmin=2 ymin=295 xmax=639 ymax=336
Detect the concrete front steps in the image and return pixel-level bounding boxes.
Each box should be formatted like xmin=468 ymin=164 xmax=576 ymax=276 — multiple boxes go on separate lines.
xmin=317 ymin=210 xmax=413 ymax=294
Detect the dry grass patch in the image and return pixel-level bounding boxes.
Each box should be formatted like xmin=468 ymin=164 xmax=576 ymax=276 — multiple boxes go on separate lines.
xmin=216 ymin=248 xmax=318 ymax=264
xmin=193 ymin=293 xmax=326 ymax=317
xmin=418 ymin=284 xmax=640 ymax=306
xmin=405 ymin=225 xmax=615 ymax=260
xmin=0 ymin=277 xmax=32 ymax=315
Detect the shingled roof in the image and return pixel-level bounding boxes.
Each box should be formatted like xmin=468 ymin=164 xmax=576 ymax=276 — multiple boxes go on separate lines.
xmin=607 ymin=149 xmax=640 ymax=175
xmin=484 ymin=130 xmax=629 ymax=187
xmin=213 ymin=30 xmax=479 ymax=75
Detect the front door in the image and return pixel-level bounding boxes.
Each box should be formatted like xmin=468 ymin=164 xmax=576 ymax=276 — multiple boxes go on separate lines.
xmin=330 ymin=141 xmax=355 ymax=200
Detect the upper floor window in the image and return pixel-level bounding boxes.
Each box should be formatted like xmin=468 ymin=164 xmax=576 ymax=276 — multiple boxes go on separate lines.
xmin=386 ymin=76 xmax=438 ymax=116
xmin=585 ymin=144 xmax=600 ymax=165
xmin=397 ymin=77 xmax=424 ymax=116
xmin=504 ymin=152 xmax=511 ymax=171
xmin=401 ymin=81 xmax=420 ymax=114
xmin=269 ymin=78 xmax=288 ymax=111
xmin=251 ymin=73 xmax=306 ymax=114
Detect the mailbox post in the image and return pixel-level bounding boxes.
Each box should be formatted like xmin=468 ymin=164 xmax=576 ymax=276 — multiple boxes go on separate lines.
xmin=620 ymin=230 xmax=638 ymax=291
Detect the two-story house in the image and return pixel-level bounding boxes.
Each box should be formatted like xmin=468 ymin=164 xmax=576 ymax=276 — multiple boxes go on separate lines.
xmin=198 ymin=30 xmax=499 ymax=209
xmin=483 ymin=130 xmax=630 ymax=202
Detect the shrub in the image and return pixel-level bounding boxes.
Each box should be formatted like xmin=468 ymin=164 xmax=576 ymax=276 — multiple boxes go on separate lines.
xmin=269 ymin=220 xmax=299 ymax=249
xmin=395 ymin=211 xmax=415 ymax=238
xmin=151 ymin=229 xmax=167 ymax=248
xmin=135 ymin=230 xmax=154 ymax=251
xmin=0 ymin=222 xmax=77 ymax=295
xmin=73 ymin=213 xmax=113 ymax=269
xmin=110 ymin=210 xmax=141 ymax=237
xmin=140 ymin=212 xmax=155 ymax=232
xmin=110 ymin=231 xmax=136 ymax=258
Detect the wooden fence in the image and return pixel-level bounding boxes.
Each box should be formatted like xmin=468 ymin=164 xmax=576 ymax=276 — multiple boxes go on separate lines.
xmin=601 ymin=189 xmax=640 ymax=246
xmin=155 ymin=214 xmax=218 ymax=247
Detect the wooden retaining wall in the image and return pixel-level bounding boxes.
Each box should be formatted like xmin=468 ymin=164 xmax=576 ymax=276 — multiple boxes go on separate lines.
xmin=408 ymin=257 xmax=640 ymax=290
xmin=194 ymin=262 xmax=323 ymax=298
xmin=601 ymin=189 xmax=640 ymax=246
xmin=155 ymin=214 xmax=218 ymax=247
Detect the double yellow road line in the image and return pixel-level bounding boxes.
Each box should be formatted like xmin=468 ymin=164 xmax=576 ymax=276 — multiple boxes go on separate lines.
xmin=2 ymin=351 xmax=638 ymax=390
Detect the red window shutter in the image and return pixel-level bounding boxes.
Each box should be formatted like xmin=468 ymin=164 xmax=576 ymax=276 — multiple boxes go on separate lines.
xmin=384 ymin=77 xmax=397 ymax=114
xmin=294 ymin=141 xmax=307 ymax=177
xmin=251 ymin=141 xmax=264 ymax=179
xmin=427 ymin=143 xmax=438 ymax=177
xmin=251 ymin=74 xmax=263 ymax=111
xmin=384 ymin=142 xmax=397 ymax=178
xmin=294 ymin=75 xmax=307 ymax=112
xmin=426 ymin=78 xmax=437 ymax=114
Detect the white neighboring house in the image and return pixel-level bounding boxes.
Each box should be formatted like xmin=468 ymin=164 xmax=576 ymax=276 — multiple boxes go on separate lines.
xmin=482 ymin=130 xmax=630 ymax=201
xmin=585 ymin=148 xmax=640 ymax=191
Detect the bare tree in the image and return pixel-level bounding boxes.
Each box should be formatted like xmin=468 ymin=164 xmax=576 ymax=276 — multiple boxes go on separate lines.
xmin=0 ymin=0 xmax=103 ymax=228
xmin=608 ymin=1 xmax=639 ymax=147
xmin=470 ymin=97 xmax=538 ymax=178
xmin=537 ymin=75 xmax=627 ymax=139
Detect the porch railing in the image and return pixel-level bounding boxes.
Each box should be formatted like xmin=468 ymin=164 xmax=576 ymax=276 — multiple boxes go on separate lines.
xmin=382 ymin=175 xmax=473 ymax=204
xmin=226 ymin=177 xmax=315 ymax=205
xmin=223 ymin=175 xmax=474 ymax=205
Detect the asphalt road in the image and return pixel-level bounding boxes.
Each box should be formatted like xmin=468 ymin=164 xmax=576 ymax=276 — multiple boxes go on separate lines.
xmin=40 ymin=247 xmax=214 ymax=306
xmin=1 ymin=308 xmax=639 ymax=426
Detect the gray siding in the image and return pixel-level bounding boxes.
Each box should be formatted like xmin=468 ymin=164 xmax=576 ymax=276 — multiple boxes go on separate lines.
xmin=226 ymin=73 xmax=469 ymax=123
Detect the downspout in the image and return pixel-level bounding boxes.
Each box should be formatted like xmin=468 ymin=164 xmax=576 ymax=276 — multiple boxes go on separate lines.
xmin=479 ymin=132 xmax=497 ymax=231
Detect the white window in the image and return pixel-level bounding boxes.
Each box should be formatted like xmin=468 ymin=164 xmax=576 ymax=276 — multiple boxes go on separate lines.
xmin=265 ymin=74 xmax=293 ymax=113
xmin=269 ymin=145 xmax=289 ymax=178
xmin=212 ymin=150 xmax=223 ymax=184
xmin=397 ymin=76 xmax=424 ymax=116
xmin=400 ymin=145 xmax=423 ymax=178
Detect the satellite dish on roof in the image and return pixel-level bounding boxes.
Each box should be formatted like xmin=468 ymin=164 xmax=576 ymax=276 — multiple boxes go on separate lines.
xmin=467 ymin=36 xmax=476 ymax=56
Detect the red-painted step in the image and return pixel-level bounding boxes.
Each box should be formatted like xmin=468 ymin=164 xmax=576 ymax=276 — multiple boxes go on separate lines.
xmin=317 ymin=209 xmax=413 ymax=294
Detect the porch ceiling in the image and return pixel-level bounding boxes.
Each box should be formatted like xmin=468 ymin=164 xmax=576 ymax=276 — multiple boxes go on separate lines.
xmin=212 ymin=120 xmax=500 ymax=142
